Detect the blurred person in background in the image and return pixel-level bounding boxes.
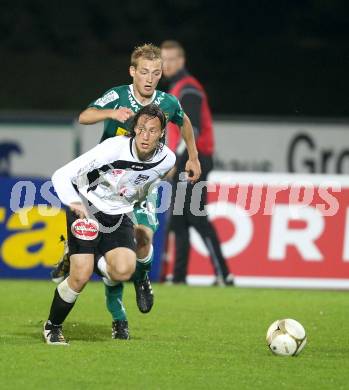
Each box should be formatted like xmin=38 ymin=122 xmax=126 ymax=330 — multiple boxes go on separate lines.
xmin=161 ymin=40 xmax=234 ymax=286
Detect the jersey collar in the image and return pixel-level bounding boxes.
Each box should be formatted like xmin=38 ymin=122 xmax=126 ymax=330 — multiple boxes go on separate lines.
xmin=129 ymin=84 xmax=157 ymax=106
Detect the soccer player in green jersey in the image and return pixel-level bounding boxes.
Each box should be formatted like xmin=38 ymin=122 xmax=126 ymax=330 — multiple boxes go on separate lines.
xmin=51 ymin=44 xmax=201 ymax=339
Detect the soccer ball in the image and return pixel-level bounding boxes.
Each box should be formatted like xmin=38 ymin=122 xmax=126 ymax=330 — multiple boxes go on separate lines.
xmin=266 ymin=319 xmax=307 ymax=356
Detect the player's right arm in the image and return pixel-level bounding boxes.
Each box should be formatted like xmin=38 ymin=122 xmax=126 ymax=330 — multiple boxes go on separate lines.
xmin=79 ymin=107 xmax=133 ymax=124
xmin=78 ymin=87 xmax=133 ymax=125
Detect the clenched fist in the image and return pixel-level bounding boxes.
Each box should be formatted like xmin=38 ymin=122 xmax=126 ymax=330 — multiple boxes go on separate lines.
xmin=109 ymin=107 xmax=134 ymax=122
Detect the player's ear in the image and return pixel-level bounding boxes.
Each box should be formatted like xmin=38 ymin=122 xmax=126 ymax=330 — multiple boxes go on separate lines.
xmin=129 ymin=66 xmax=136 ymax=77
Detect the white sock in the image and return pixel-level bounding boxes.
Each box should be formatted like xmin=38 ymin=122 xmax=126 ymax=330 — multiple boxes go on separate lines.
xmin=137 ymin=245 xmax=153 ymax=265
xmin=57 ymin=278 xmax=79 ymax=303
xmin=97 ymin=256 xmax=110 ymax=278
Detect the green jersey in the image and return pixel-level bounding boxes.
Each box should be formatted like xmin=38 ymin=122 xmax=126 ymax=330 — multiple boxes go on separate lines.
xmin=88 ymin=84 xmax=184 ymax=142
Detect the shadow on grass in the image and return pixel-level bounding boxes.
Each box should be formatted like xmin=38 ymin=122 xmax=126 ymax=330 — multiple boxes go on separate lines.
xmin=9 ymin=321 xmax=112 ymax=343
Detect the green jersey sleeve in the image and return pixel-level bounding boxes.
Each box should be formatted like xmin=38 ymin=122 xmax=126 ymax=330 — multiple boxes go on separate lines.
xmin=88 ymin=87 xmax=120 ymax=110
xmin=167 ymin=94 xmax=184 ymax=127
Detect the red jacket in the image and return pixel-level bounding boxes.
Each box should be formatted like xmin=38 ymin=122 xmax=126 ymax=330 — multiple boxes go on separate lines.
xmin=167 ymin=74 xmax=214 ymax=156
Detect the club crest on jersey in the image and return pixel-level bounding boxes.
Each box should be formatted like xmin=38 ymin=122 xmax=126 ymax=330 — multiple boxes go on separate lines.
xmin=71 ymin=219 xmax=99 ymax=241
xmin=134 ymin=174 xmax=150 ymax=185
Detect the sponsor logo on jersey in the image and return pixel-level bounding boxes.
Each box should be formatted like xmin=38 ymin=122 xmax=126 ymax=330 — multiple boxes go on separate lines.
xmin=71 ymin=219 xmax=99 ymax=241
xmin=95 ymin=91 xmax=119 ymax=107
xmin=111 ymin=169 xmax=125 ymax=176
xmin=131 ymin=164 xmax=144 ymax=170
xmin=153 ymin=93 xmax=165 ymax=106
xmin=134 ymin=174 xmax=150 ymax=185
xmin=127 ymin=91 xmax=140 ymax=112
xmin=77 ymin=159 xmax=97 ymax=176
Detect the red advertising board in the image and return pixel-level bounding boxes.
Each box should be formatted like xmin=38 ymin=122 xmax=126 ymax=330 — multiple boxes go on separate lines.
xmin=164 ymin=172 xmax=349 ymax=289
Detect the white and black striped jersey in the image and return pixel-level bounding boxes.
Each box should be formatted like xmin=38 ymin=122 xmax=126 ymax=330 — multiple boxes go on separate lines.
xmin=52 ymin=136 xmax=176 ymax=215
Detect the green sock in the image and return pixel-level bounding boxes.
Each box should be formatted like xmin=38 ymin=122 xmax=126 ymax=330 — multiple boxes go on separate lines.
xmin=131 ymin=254 xmax=153 ymax=282
xmin=104 ymin=283 xmax=127 ymax=321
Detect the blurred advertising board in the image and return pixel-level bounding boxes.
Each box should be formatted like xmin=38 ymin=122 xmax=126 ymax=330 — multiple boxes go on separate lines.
xmin=77 ymin=122 xmax=103 ymax=153
xmin=0 ymin=177 xmax=66 ymax=278
xmin=213 ymin=121 xmax=349 ymax=174
xmin=0 ymin=124 xmax=76 ymax=177
xmin=164 ymin=172 xmax=349 ymax=289
xmin=77 ymin=120 xmax=349 ymax=174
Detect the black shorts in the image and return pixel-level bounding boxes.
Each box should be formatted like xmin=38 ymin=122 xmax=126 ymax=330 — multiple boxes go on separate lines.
xmin=66 ymin=209 xmax=136 ymax=256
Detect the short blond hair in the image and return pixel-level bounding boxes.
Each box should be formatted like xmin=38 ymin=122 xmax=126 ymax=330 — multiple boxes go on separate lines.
xmin=130 ymin=44 xmax=162 ymax=68
xmin=160 ymin=40 xmax=185 ymax=58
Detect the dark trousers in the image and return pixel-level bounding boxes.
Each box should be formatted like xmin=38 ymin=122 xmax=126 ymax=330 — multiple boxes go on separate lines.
xmin=169 ymin=153 xmax=230 ymax=282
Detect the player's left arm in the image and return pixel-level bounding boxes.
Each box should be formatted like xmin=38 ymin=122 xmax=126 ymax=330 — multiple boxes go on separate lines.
xmin=179 ymin=114 xmax=201 ymax=182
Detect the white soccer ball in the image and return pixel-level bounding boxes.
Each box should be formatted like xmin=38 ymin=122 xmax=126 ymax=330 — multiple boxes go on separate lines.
xmin=266 ymin=319 xmax=307 ymax=356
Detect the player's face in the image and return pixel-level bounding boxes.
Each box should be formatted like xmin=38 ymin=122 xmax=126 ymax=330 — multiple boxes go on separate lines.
xmin=161 ymin=48 xmax=185 ymax=78
xmin=134 ymin=115 xmax=164 ymax=159
xmin=130 ymin=58 xmax=162 ymax=99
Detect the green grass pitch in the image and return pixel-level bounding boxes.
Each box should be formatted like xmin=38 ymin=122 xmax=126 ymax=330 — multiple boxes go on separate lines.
xmin=1 ymin=280 xmax=349 ymax=389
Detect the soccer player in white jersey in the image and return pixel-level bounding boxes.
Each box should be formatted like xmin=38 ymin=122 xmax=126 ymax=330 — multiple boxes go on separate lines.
xmin=43 ymin=104 xmax=175 ymax=345
xmin=50 ymin=44 xmax=201 ymax=334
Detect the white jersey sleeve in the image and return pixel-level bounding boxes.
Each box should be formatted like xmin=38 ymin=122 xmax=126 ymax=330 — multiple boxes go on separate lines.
xmin=52 ymin=138 xmax=123 ymax=206
xmin=153 ymin=145 xmax=176 ymax=181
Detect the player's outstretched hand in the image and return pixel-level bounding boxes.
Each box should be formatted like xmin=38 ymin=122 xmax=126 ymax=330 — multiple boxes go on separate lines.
xmin=185 ymin=158 xmax=201 ymax=183
xmin=110 ymin=107 xmax=134 ymax=122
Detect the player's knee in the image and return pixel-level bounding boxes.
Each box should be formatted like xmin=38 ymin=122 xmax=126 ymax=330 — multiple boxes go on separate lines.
xmin=109 ymin=269 xmax=131 ymax=282
xmin=69 ymin=274 xmax=90 ymax=291
xmin=113 ymin=271 xmax=131 ymax=282
xmin=109 ymin=261 xmax=135 ymax=281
